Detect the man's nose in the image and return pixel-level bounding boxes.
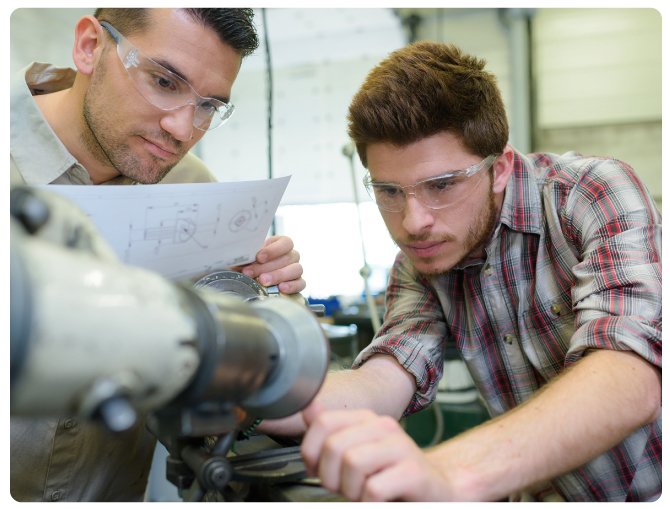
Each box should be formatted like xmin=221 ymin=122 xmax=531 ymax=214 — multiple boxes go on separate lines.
xmin=159 ymin=104 xmax=195 ymax=142
xmin=401 ymin=194 xmax=435 ymax=235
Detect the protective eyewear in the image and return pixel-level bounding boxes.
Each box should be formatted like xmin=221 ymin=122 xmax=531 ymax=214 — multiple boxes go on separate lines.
xmin=100 ymin=21 xmax=235 ymax=131
xmin=363 ymin=154 xmax=498 ymax=213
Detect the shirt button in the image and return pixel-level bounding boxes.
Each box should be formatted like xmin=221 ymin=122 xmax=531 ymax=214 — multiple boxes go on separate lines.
xmin=503 ymin=334 xmax=514 ymax=345
xmin=51 ymin=490 xmax=61 ymax=501
xmin=72 ymin=167 xmax=87 ymax=180
xmin=484 ymin=266 xmax=493 ymax=276
xmin=550 ymin=304 xmax=561 ymax=316
xmin=63 ymin=419 xmax=74 ymax=429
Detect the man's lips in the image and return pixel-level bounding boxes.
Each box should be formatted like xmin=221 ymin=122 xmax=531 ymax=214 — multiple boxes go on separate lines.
xmin=141 ymin=136 xmax=177 ymax=158
xmin=402 ymin=241 xmax=447 ymax=258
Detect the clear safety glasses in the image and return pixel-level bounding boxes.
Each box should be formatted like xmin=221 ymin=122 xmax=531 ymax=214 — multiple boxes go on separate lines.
xmin=363 ymin=154 xmax=499 ymax=213
xmin=100 ymin=21 xmax=235 ymax=131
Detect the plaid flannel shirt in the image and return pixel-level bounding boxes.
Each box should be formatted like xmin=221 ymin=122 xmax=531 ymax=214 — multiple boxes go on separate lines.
xmin=353 ymin=149 xmax=661 ymax=501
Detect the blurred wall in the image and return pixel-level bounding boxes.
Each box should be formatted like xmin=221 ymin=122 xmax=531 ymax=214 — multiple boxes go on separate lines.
xmin=10 ymin=8 xmax=662 ymax=298
xmin=532 ymin=8 xmax=661 ymax=207
xmin=10 ymin=8 xmax=91 ymax=73
xmin=196 ymin=8 xmax=405 ymax=206
xmin=412 ymin=7 xmax=661 ymax=207
xmin=11 ymin=7 xmax=661 ymax=205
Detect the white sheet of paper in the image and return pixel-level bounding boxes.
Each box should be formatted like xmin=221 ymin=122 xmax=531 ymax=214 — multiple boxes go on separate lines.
xmin=34 ymin=177 xmax=291 ymax=280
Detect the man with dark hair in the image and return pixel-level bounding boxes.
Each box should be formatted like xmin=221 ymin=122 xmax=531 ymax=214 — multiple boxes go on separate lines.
xmin=10 ymin=8 xmax=304 ymax=501
xmin=263 ymin=42 xmax=662 ymax=502
xmin=93 ymin=8 xmax=260 ymax=59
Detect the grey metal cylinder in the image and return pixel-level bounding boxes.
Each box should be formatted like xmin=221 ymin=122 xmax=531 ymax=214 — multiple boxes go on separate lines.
xmin=242 ymin=297 xmax=329 ymax=419
xmin=178 ymin=291 xmax=278 ymax=405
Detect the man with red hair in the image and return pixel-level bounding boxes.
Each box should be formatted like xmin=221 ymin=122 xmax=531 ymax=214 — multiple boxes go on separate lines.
xmin=264 ymin=42 xmax=662 ymax=502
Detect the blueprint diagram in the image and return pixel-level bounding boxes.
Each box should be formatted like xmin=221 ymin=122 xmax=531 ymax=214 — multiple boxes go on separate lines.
xmin=36 ymin=177 xmax=290 ymax=280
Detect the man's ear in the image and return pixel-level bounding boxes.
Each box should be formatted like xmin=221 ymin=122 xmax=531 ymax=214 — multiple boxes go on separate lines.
xmin=491 ymin=145 xmax=514 ymax=194
xmin=72 ymin=15 xmax=106 ymax=76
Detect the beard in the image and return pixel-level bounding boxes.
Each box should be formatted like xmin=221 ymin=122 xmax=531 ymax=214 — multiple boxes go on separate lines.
xmin=391 ymin=176 xmax=499 ymax=279
xmin=80 ymin=54 xmax=186 ymax=184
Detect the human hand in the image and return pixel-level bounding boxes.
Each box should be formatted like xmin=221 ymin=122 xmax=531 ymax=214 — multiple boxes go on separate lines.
xmin=300 ymin=402 xmax=454 ymax=501
xmin=231 ymin=235 xmax=305 ymax=294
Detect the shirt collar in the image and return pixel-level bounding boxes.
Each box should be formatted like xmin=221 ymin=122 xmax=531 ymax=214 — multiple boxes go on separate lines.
xmin=497 ymin=148 xmax=545 ymax=236
xmin=447 ymin=148 xmax=545 ymax=272
xmin=10 ymin=62 xmax=79 ymax=185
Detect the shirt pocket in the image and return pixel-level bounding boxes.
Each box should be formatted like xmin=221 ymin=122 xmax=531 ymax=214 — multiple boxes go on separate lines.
xmin=521 ymin=299 xmax=576 ymax=373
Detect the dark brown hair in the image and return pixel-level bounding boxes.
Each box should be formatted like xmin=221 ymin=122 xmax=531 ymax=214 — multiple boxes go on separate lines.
xmin=347 ymin=42 xmax=508 ymax=167
xmin=94 ymin=8 xmax=259 ymax=58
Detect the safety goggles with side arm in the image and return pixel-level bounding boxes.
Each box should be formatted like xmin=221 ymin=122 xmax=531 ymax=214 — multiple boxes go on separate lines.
xmin=363 ymin=154 xmax=499 ymax=212
xmin=100 ymin=21 xmax=235 ymax=131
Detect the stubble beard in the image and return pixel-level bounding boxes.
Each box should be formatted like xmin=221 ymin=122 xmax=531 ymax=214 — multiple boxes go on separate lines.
xmin=391 ymin=177 xmax=499 ymax=279
xmin=80 ymin=55 xmax=184 ymax=184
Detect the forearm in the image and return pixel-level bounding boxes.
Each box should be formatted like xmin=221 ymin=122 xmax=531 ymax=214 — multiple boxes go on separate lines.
xmin=258 ymin=354 xmax=416 ymax=436
xmin=427 ymin=349 xmax=661 ymax=501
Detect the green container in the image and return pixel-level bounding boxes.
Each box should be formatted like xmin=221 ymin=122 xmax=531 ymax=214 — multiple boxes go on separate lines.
xmin=401 ymin=399 xmax=490 ymax=448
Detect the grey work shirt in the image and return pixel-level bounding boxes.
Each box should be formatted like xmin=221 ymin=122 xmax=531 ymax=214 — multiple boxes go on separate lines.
xmin=10 ymin=62 xmax=217 ymax=502
xmin=10 ymin=62 xmax=216 ymax=187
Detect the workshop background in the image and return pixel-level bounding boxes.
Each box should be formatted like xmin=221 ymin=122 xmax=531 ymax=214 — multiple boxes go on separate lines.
xmin=10 ymin=8 xmax=662 ymax=500
xmin=11 ymin=7 xmax=662 ymax=301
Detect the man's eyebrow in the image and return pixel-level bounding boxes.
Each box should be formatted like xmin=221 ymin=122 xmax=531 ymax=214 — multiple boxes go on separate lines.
xmin=154 ymin=58 xmax=230 ymax=104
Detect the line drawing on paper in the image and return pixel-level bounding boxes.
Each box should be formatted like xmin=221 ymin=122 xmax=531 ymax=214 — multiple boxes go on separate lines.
xmin=34 ymin=175 xmax=291 ymax=280
xmin=127 ymin=202 xmax=221 ymax=254
xmin=229 ymin=197 xmax=269 ymax=232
